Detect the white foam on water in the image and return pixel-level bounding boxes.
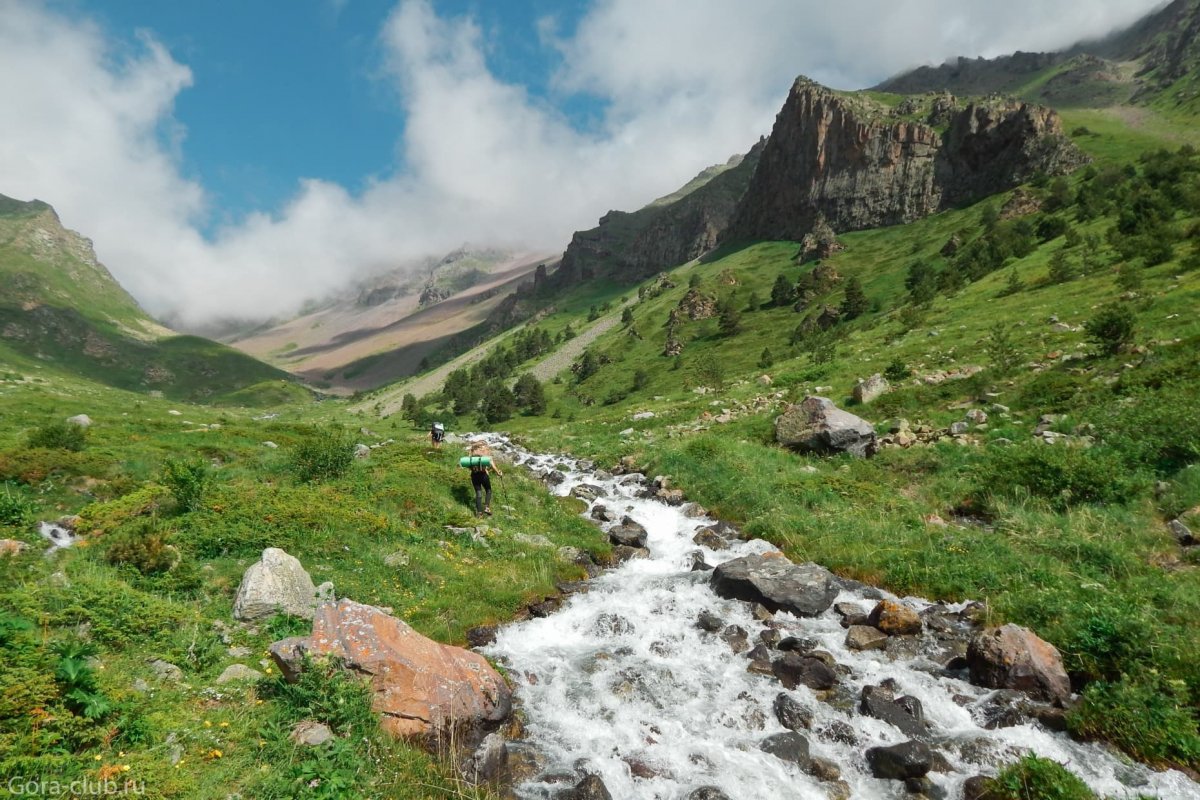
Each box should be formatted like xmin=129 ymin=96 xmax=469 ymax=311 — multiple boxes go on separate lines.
xmin=481 ymin=435 xmax=1198 ymax=800
xmin=38 ymin=521 xmax=76 ymax=553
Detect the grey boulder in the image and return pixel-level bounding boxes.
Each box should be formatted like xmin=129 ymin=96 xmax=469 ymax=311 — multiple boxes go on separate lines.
xmin=710 ymin=552 xmax=838 ymax=617
xmin=775 ymin=396 xmax=877 ymax=458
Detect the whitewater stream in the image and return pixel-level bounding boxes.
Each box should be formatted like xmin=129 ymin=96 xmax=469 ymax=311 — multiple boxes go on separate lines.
xmin=479 ymin=436 xmax=1198 ymax=800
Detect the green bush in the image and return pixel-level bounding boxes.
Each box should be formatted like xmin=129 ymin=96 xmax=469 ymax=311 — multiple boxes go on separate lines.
xmin=0 ymin=483 xmax=33 ymax=526
xmin=161 ymin=457 xmax=211 ymax=513
xmin=1096 ymin=384 xmax=1200 ymax=474
xmin=1069 ymin=676 xmax=1200 ymax=769
xmin=973 ymin=443 xmax=1143 ymax=511
xmin=26 ymin=421 xmax=87 ymax=451
xmin=982 ymin=756 xmax=1096 ymax=800
xmin=883 ymin=357 xmax=911 ymax=382
xmin=105 ymin=520 xmax=179 ymax=575
xmin=1084 ymin=303 xmax=1136 ymax=355
xmin=289 ymin=427 xmax=355 ymax=483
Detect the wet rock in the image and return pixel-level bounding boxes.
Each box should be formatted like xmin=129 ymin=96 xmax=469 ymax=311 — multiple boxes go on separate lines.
xmin=817 ymin=720 xmax=858 ymax=746
xmin=845 ymin=625 xmax=889 ymax=651
xmin=680 ymin=502 xmax=708 ymax=518
xmin=884 ymin=635 xmax=922 ymax=660
xmin=688 ymin=789 xmax=732 ymax=800
xmin=967 ymin=624 xmax=1071 ymax=704
xmin=590 ymin=504 xmax=616 ymax=523
xmin=291 ymin=720 xmax=334 ymax=746
xmin=834 ymin=602 xmax=869 ymax=628
xmin=692 ymin=528 xmax=729 ymax=550
xmin=466 ymin=625 xmax=498 ymax=648
xmin=865 ymin=740 xmax=933 ymax=780
xmin=759 ymin=731 xmax=811 ymax=768
xmin=772 ymin=652 xmax=837 ymax=691
xmin=750 ymin=604 xmax=774 ymax=621
xmin=777 ymin=636 xmax=818 ymax=653
xmin=528 ymin=597 xmax=562 ymax=617
xmin=869 ymin=600 xmax=922 ymax=635
xmin=746 ymin=645 xmax=774 ymax=675
xmin=697 ymin=611 xmax=725 ymax=633
xmin=609 ymin=517 xmax=648 ymax=548
xmin=611 ymin=545 xmax=650 ymax=563
xmin=963 ymin=776 xmax=999 ymax=800
xmin=232 ymin=547 xmax=325 ymax=622
xmin=696 ymin=520 xmax=744 ymax=541
xmin=571 ymin=484 xmax=604 ymax=502
xmin=806 ymin=756 xmax=842 ymax=783
xmin=711 ymin=553 xmax=839 ymax=617
xmin=215 ymin=664 xmax=263 ymax=684
xmin=971 ymin=690 xmax=1025 ymax=729
xmin=774 ymin=396 xmax=877 ymax=458
xmin=860 ymin=684 xmax=929 ymax=737
xmin=559 ymin=774 xmax=612 ymax=800
xmin=720 ymin=625 xmax=750 ymax=654
xmin=592 ymin=613 xmax=635 ymax=637
xmin=461 ymin=732 xmax=507 ymax=784
xmin=544 ymin=470 xmax=567 ymax=486
xmin=773 ymin=693 xmax=813 ymax=731
xmin=688 ymin=551 xmax=714 ymax=571
xmin=303 ymin=599 xmax=511 ymax=741
xmin=906 ymin=776 xmax=947 ymax=799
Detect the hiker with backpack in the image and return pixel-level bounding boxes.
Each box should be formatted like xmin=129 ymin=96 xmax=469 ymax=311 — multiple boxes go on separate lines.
xmin=462 ymin=441 xmax=503 ymax=517
xmin=430 ymin=421 xmax=445 ymax=450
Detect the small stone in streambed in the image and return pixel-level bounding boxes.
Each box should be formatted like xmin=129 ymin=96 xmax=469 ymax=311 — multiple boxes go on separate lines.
xmin=697 ymin=611 xmax=724 ymax=633
xmin=773 ymin=692 xmax=813 ymax=731
xmin=759 ymin=731 xmax=810 ymax=768
xmin=846 ymin=625 xmax=889 ymax=651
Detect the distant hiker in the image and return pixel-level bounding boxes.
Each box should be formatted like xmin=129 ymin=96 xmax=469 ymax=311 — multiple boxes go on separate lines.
xmin=463 ymin=441 xmax=502 ymax=517
xmin=431 ymin=421 xmax=445 ymax=450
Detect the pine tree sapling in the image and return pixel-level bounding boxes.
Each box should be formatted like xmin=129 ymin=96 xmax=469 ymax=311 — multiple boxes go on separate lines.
xmin=1085 ymin=303 xmax=1136 ymax=355
xmin=840 ymin=276 xmax=869 ymax=320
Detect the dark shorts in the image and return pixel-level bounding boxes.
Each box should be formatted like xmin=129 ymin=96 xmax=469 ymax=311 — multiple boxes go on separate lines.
xmin=471 ymin=470 xmax=491 ymax=490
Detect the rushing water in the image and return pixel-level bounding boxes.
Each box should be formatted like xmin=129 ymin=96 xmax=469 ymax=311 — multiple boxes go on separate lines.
xmin=480 ymin=436 xmax=1198 ymax=800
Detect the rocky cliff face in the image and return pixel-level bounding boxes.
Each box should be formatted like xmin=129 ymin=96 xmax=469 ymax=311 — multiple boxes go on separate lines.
xmin=552 ymin=141 xmax=763 ymax=287
xmin=725 ymin=79 xmax=1086 ymax=243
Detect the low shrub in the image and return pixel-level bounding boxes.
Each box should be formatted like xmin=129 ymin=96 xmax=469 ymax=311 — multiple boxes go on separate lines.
xmin=26 ymin=421 xmax=87 ymax=451
xmin=1096 ymin=384 xmax=1200 ymax=474
xmin=289 ymin=427 xmax=355 ymax=483
xmin=105 ymin=520 xmax=179 ymax=575
xmin=161 ymin=457 xmax=211 ymax=513
xmin=0 ymin=482 xmax=33 ymax=526
xmin=1068 ymin=676 xmax=1200 ymax=769
xmin=982 ymin=755 xmax=1096 ymax=800
xmin=972 ymin=443 xmax=1143 ymax=511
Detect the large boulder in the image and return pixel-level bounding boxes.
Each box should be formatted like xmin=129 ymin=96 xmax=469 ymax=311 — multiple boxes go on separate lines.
xmin=967 ymin=624 xmax=1071 ymax=704
xmin=306 ymin=599 xmax=511 ymax=741
xmin=233 ymin=548 xmax=330 ymax=621
xmin=865 ymin=740 xmax=933 ymax=780
xmin=608 ymin=516 xmax=648 ymax=548
xmin=774 ymin=397 xmax=877 ymax=458
xmin=710 ymin=552 xmax=838 ymax=617
xmin=869 ymin=600 xmax=922 ymax=636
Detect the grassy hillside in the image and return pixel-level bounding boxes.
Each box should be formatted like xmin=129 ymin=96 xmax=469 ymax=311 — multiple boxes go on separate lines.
xmin=0 ymin=362 xmax=608 ymax=799
xmin=391 ymin=118 xmax=1200 ymax=773
xmin=0 ymin=195 xmax=296 ymax=404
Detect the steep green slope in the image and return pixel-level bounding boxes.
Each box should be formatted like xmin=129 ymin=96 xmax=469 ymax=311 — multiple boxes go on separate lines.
xmin=0 ymin=194 xmax=294 ymax=404
xmin=391 ymin=115 xmax=1200 ymax=772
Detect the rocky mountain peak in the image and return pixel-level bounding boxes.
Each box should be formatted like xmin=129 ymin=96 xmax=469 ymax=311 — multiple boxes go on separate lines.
xmin=724 ymin=77 xmax=1086 ymax=243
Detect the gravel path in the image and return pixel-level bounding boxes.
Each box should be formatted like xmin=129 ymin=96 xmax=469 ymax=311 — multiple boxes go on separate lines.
xmin=530 ymin=303 xmax=631 ymax=382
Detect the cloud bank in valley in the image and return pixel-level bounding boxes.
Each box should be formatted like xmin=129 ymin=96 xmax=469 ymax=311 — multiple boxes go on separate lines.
xmin=0 ymin=0 xmax=1163 ymax=325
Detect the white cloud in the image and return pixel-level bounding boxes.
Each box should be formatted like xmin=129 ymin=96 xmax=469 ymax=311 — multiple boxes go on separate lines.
xmin=0 ymin=0 xmax=1164 ymax=326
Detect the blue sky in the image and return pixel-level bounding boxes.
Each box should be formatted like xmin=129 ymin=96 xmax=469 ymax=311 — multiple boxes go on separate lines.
xmin=0 ymin=0 xmax=1164 ymax=323
xmin=85 ymin=1 xmax=595 ymax=224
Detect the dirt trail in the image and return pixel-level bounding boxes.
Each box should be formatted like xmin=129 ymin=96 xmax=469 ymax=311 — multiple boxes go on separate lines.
xmin=530 ymin=300 xmax=634 ymax=382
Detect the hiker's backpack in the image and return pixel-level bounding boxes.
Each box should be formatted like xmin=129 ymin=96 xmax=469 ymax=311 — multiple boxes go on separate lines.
xmin=459 ymin=456 xmax=492 ymax=468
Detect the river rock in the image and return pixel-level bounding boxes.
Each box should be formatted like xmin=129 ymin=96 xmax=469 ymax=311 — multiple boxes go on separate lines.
xmin=860 ymin=684 xmax=928 ymax=737
xmin=611 ymin=545 xmax=650 ymax=563
xmin=697 ymin=611 xmax=725 ymax=633
xmin=967 ymin=624 xmax=1071 ymax=704
xmin=460 ymin=731 xmax=507 ymax=784
xmin=711 ymin=553 xmax=838 ymax=617
xmin=233 ymin=547 xmax=327 ymax=622
xmin=571 ymin=484 xmax=603 ymax=502
xmin=720 ymin=625 xmax=750 ymax=654
xmin=609 ymin=517 xmax=648 ymax=548
xmin=760 ymin=731 xmax=811 ymax=768
xmin=869 ymin=600 xmax=922 ymax=635
xmin=834 ymin=602 xmax=869 ymax=627
xmin=559 ymin=775 xmax=612 ymax=800
xmin=692 ymin=528 xmax=729 ymax=550
xmin=698 ymin=520 xmax=744 ymax=540
xmin=590 ymin=504 xmax=616 ymax=523
xmin=304 ymin=599 xmax=511 ymax=741
xmin=772 ymin=652 xmax=837 ymax=691
xmin=774 ymin=396 xmax=877 ymax=458
xmin=845 ymin=625 xmax=889 ymax=651
xmin=773 ymin=692 xmax=813 ymax=731
xmin=853 ymin=374 xmax=889 ymax=404
xmin=687 ymin=788 xmax=732 ymax=800
xmin=865 ymin=740 xmax=933 ymax=780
